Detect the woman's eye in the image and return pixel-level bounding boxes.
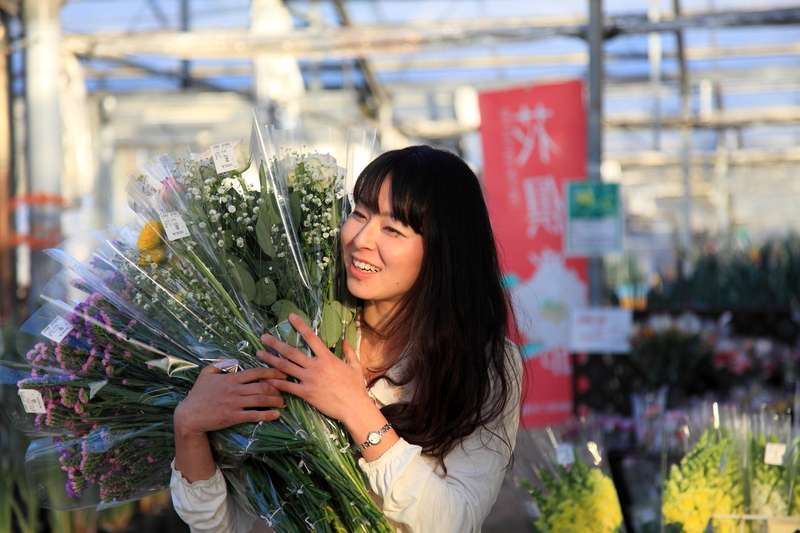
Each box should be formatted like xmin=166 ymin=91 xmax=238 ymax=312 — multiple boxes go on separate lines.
xmin=384 ymin=226 xmax=402 ymax=236
xmin=351 ymin=211 xmax=366 ymax=221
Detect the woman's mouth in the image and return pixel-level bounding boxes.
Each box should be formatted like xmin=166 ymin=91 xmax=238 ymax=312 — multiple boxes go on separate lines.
xmin=348 ymin=258 xmax=382 ymax=279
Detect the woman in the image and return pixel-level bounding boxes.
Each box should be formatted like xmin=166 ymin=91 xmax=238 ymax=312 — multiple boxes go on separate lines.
xmin=170 ymin=145 xmax=523 ymax=532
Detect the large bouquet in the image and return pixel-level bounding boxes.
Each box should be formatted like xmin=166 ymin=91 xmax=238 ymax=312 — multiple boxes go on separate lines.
xmin=3 ymin=118 xmax=391 ymax=532
xmin=516 ymin=423 xmax=625 ymax=533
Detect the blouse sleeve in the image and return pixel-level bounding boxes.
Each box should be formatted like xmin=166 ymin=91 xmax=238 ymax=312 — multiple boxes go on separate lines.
xmin=170 ymin=460 xmax=257 ymax=533
xmin=358 ymin=343 xmax=523 ymax=533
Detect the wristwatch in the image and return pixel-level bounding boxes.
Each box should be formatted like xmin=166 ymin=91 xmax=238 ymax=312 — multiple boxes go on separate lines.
xmin=358 ymin=423 xmax=393 ymax=452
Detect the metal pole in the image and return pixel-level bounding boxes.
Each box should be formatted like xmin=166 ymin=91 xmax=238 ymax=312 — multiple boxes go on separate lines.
xmin=23 ymin=0 xmax=63 ymax=310
xmin=180 ymin=0 xmax=191 ymax=88
xmin=673 ymin=0 xmax=693 ymax=260
xmin=0 ymin=13 xmax=12 ymax=323
xmin=648 ymin=0 xmax=662 ymax=150
xmin=587 ymin=0 xmax=605 ymax=305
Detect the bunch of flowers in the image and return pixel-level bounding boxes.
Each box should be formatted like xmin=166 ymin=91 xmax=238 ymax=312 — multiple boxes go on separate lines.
xmin=7 ymin=121 xmax=388 ymax=532
xmin=661 ymin=426 xmax=745 ymax=533
xmin=517 ymin=425 xmax=625 ymax=533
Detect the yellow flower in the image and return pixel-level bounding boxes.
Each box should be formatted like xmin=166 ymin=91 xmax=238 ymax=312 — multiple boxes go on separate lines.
xmin=535 ymin=467 xmax=623 ymax=532
xmin=137 ymin=220 xmax=164 ymax=251
xmin=138 ymin=246 xmax=166 ymax=266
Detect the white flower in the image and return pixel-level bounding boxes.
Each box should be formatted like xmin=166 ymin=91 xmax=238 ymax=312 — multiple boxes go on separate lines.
xmin=236 ymin=237 xmax=245 ymax=248
xmin=228 ymin=205 xmax=236 ymax=213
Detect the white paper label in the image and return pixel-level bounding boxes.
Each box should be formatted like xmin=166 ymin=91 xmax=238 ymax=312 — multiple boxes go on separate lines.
xmin=221 ymin=177 xmax=245 ymax=197
xmin=211 ymin=141 xmax=239 ymax=174
xmin=242 ymin=163 xmax=262 ymax=192
xmin=765 ymin=442 xmax=787 ymax=466
xmin=160 ymin=211 xmax=190 ymax=241
xmin=556 ymin=443 xmax=574 ymax=466
xmin=42 ymin=316 xmax=73 ymax=343
xmin=18 ymin=388 xmax=47 ymax=414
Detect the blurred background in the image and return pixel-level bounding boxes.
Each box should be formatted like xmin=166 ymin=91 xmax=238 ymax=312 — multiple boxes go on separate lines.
xmin=1 ymin=0 xmax=800 ymax=531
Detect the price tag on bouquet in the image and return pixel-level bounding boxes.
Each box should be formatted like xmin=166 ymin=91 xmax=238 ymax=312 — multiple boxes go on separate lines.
xmin=242 ymin=163 xmax=262 ymax=192
xmin=556 ymin=443 xmax=574 ymax=466
xmin=211 ymin=141 xmax=240 ymax=174
xmin=18 ymin=388 xmax=47 ymax=414
xmin=42 ymin=316 xmax=73 ymax=343
xmin=159 ymin=211 xmax=190 ymax=241
xmin=765 ymin=442 xmax=787 ymax=466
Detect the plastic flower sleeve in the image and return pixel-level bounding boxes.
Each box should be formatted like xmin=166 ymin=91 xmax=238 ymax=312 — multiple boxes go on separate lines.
xmin=515 ymin=423 xmax=626 ymax=533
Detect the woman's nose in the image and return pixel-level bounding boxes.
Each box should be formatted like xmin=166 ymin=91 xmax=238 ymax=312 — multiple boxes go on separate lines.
xmin=352 ymin=220 xmax=378 ymax=249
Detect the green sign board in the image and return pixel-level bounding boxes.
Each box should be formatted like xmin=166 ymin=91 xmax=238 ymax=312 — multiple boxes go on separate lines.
xmin=566 ymin=182 xmax=623 ymax=256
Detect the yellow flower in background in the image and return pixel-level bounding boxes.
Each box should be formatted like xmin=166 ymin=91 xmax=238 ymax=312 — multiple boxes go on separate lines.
xmin=662 ymin=429 xmax=744 ymax=533
xmin=137 ymin=220 xmax=164 ymax=251
xmin=530 ymin=464 xmax=623 ymax=533
xmin=138 ymin=247 xmax=167 ymax=266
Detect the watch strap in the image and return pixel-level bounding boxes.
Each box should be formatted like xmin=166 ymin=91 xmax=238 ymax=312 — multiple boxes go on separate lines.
xmin=358 ymin=423 xmax=393 ymax=451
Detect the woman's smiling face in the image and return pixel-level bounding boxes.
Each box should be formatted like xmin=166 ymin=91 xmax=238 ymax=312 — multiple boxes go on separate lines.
xmin=341 ymin=179 xmax=424 ymax=306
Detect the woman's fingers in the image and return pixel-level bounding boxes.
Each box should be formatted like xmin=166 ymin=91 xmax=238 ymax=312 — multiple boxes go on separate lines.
xmin=343 ymin=340 xmax=361 ymax=369
xmin=257 ymin=350 xmax=307 ymax=379
xmin=268 ymin=378 xmax=306 ymax=399
xmin=238 ymin=381 xmax=282 ymax=397
xmin=287 ymin=313 xmax=330 ymax=358
xmin=233 ymin=367 xmax=287 ymax=384
xmin=259 ymin=334 xmax=310 ymax=368
xmin=235 ymin=394 xmax=286 ymax=409
xmin=236 ymin=409 xmax=281 ymax=424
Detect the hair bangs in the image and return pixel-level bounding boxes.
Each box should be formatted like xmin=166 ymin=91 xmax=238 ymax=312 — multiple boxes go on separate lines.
xmin=352 ymin=149 xmax=427 ymax=234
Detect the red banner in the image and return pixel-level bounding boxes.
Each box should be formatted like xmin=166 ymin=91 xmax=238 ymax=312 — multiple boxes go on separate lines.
xmin=479 ymin=80 xmax=588 ymax=427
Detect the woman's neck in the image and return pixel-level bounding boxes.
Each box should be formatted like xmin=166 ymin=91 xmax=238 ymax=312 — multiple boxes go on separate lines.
xmin=359 ymin=299 xmax=400 ymax=376
xmin=362 ymin=299 xmax=395 ymax=332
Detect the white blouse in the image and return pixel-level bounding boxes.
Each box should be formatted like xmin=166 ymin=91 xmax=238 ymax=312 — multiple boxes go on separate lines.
xmin=170 ymin=343 xmax=521 ymax=533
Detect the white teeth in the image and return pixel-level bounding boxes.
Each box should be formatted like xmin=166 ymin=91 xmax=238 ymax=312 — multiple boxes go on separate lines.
xmin=353 ymin=259 xmax=380 ymax=273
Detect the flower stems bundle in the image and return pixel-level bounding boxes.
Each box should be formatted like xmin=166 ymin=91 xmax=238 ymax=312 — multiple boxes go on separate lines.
xmin=516 ymin=425 xmax=625 ymax=533
xmin=5 ymin=119 xmax=390 ymax=531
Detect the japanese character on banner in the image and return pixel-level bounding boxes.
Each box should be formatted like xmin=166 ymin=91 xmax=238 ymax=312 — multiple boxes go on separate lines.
xmin=522 ymin=176 xmax=565 ymax=237
xmin=504 ymin=103 xmax=560 ymax=167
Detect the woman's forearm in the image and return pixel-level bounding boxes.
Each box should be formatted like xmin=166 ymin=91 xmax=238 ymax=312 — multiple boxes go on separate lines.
xmin=174 ymin=411 xmax=218 ymax=482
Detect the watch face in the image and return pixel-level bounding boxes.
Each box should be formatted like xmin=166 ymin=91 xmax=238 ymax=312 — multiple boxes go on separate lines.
xmin=367 ymin=432 xmax=381 ymax=445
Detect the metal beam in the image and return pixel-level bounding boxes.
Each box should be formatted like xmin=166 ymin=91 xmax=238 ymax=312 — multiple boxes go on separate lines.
xmin=58 ymin=7 xmax=800 ymax=60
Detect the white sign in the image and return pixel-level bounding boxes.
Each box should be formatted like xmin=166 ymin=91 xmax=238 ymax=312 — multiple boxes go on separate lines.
xmin=42 ymin=316 xmax=73 ymax=344
xmin=569 ymin=308 xmax=633 ymax=353
xmin=765 ymin=443 xmax=787 ymax=466
xmin=18 ymin=388 xmax=47 ymax=414
xmin=211 ymin=141 xmax=239 ymax=174
xmin=160 ymin=211 xmax=190 ymax=241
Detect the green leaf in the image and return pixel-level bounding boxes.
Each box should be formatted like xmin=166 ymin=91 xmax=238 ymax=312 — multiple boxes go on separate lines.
xmin=254 ymin=277 xmax=278 ymax=306
xmin=271 ymin=299 xmax=302 ymax=322
xmin=270 ymin=300 xmax=310 ymax=348
xmin=320 ymin=300 xmax=345 ymax=347
xmin=255 ymin=206 xmax=275 ymax=257
xmin=290 ymin=190 xmax=303 ymax=230
xmin=232 ymin=260 xmax=256 ymax=300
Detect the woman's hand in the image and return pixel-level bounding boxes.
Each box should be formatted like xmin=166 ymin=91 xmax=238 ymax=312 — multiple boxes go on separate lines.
xmin=258 ymin=313 xmax=374 ymax=424
xmin=174 ymin=365 xmax=287 ymax=437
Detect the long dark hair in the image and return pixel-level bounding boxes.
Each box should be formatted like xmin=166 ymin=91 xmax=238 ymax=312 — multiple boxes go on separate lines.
xmin=348 ymin=145 xmax=520 ymax=468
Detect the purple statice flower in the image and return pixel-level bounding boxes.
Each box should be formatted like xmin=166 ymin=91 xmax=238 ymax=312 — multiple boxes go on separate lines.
xmin=65 ymin=480 xmax=78 ymax=499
